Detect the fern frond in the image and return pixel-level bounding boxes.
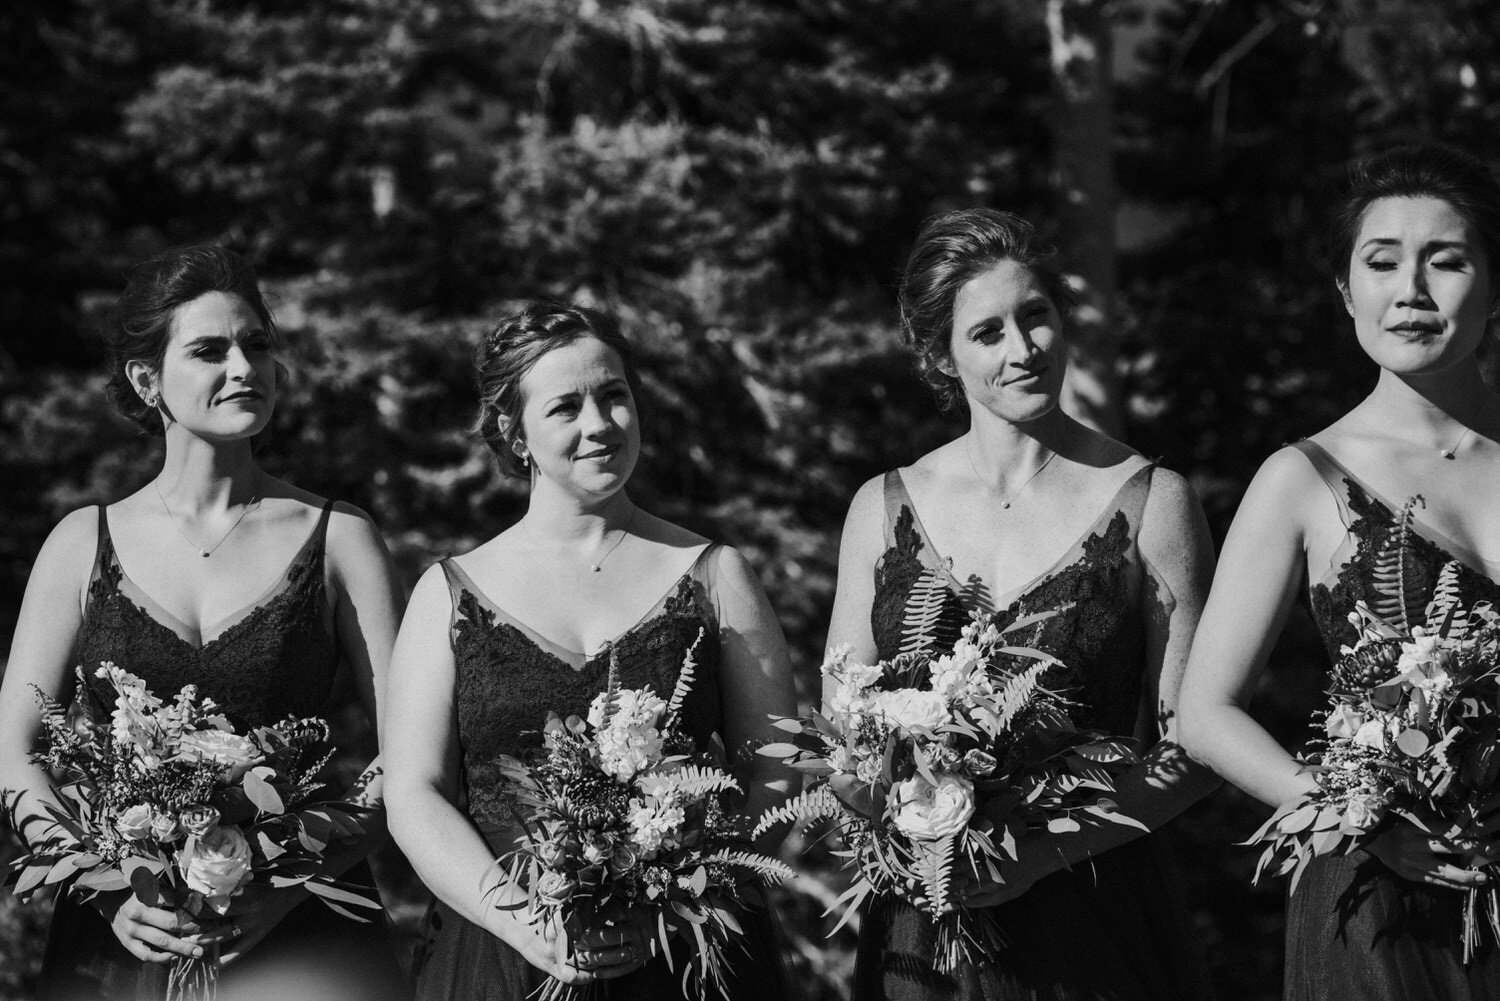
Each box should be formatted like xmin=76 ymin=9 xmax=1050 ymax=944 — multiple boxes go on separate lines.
xmin=1369 ymin=498 xmax=1427 ymax=633
xmin=995 ymin=661 xmax=1053 ymax=731
xmin=900 ymin=567 xmax=954 ymax=655
xmin=663 ymin=628 xmax=705 ymax=733
xmin=654 ymin=764 xmax=741 ymax=799
xmin=914 ymin=835 xmax=955 ymax=914
xmin=597 ymin=642 xmax=622 ymax=729
xmin=752 ymin=785 xmax=844 ymax=836
xmin=702 ymin=849 xmax=796 ymax=883
xmin=1425 ymin=561 xmax=1469 ymax=638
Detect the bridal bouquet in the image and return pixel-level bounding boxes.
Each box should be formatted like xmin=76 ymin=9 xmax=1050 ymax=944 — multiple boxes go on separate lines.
xmin=493 ymin=633 xmax=793 ymax=1001
xmin=756 ymin=611 xmax=1143 ymax=972
xmin=1250 ymin=501 xmax=1500 ymax=961
xmin=6 ymin=662 xmax=379 ymax=999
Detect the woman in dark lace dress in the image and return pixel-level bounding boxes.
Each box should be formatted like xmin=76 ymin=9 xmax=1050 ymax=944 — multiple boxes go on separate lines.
xmin=827 ymin=209 xmax=1220 ymax=1001
xmin=384 ymin=302 xmax=798 ymax=1000
xmin=0 ymin=246 xmax=406 ymax=1000
xmin=1179 ymin=146 xmax=1500 ymax=1000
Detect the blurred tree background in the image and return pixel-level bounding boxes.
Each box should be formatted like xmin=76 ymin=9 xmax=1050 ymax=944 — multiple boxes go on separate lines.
xmin=4 ymin=0 xmax=1500 ymax=998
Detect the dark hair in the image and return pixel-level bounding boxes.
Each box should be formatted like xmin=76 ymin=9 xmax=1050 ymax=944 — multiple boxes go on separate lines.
xmin=470 ymin=301 xmax=640 ymax=479
xmin=899 ymin=208 xmax=1076 ymax=413
xmin=1331 ymin=144 xmax=1500 ymax=287
xmin=105 ymin=245 xmax=278 ymax=435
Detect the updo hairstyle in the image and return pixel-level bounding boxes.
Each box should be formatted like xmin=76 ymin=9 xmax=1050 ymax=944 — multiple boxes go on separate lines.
xmin=899 ymin=208 xmax=1076 ymax=414
xmin=1331 ymin=144 xmax=1500 ymax=289
xmin=470 ymin=301 xmax=640 ymax=479
xmin=105 ymin=245 xmax=278 ymax=435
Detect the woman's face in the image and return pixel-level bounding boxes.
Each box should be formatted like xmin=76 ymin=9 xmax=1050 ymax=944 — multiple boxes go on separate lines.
xmin=1342 ymin=195 xmax=1496 ymax=376
xmin=946 ymin=259 xmax=1067 ymax=425
xmin=516 ymin=336 xmax=640 ymax=499
xmin=148 ymin=292 xmax=277 ymax=441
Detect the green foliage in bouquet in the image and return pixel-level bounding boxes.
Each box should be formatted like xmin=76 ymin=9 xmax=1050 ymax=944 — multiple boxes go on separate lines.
xmin=756 ymin=607 xmax=1145 ymax=971
xmin=5 ymin=663 xmax=379 ymax=998
xmin=492 ymin=634 xmax=794 ymax=1001
xmin=1250 ymin=499 xmax=1500 ymax=962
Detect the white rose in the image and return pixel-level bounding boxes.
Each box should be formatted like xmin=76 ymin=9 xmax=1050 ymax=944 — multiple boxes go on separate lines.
xmin=115 ymin=804 xmax=154 ymax=841
xmin=1325 ymin=705 xmax=1364 ymax=740
xmin=1353 ymin=719 xmax=1392 ymax=750
xmin=1341 ymin=794 xmax=1386 ymax=833
xmin=149 ymin=810 xmax=182 ymax=843
xmin=179 ymin=827 xmax=253 ymax=914
xmin=177 ymin=729 xmax=263 ymax=781
xmin=890 ymin=773 xmax=975 ymax=841
xmin=874 ymin=689 xmax=951 ymax=735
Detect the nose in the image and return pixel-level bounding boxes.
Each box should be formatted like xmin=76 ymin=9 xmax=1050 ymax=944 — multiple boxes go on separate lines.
xmin=579 ymin=396 xmax=615 ymax=434
xmin=225 ymin=344 xmax=254 ymax=380
xmin=1396 ymin=261 xmax=1433 ymax=308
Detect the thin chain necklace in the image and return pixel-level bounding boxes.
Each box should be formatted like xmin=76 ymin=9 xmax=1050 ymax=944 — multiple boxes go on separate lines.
xmin=524 ymin=507 xmax=637 ymax=573
xmin=153 ymin=475 xmax=262 ymax=558
xmin=1440 ymin=426 xmax=1473 ymax=460
xmin=965 ymin=436 xmax=1059 ymax=510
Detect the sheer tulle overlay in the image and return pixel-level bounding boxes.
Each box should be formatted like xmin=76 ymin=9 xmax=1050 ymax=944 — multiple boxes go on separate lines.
xmin=851 ymin=466 xmax=1215 ymax=1001
xmin=410 ymin=546 xmax=796 ymax=1001
xmin=37 ymin=504 xmax=405 ymax=1001
xmin=1286 ymin=441 xmax=1500 ymax=1001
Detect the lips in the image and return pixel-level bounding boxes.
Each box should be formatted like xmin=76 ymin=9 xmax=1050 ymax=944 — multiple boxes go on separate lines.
xmin=1004 ymin=366 xmax=1049 ymax=386
xmin=218 ymin=390 xmax=263 ymax=404
xmin=576 ymin=445 xmax=620 ymax=461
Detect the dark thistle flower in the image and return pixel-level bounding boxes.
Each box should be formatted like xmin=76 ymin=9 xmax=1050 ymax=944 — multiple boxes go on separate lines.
xmin=1333 ymin=640 xmax=1402 ymax=693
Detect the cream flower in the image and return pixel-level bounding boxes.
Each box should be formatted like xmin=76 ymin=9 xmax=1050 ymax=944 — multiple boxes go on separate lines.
xmin=890 ymin=773 xmax=975 ymax=841
xmin=179 ymin=827 xmax=253 ymax=913
xmin=873 ymin=689 xmax=951 ymax=735
xmin=177 ymin=729 xmax=263 ymax=781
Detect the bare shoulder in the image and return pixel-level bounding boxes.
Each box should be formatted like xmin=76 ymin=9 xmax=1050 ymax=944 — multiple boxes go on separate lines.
xmin=1243 ymin=443 xmax=1328 ymax=511
xmin=324 ymin=499 xmax=387 ymax=552
xmin=34 ymin=506 xmax=103 ymax=585
xmin=633 ymin=510 xmax=710 ymax=550
xmin=705 ymin=543 xmax=765 ymax=597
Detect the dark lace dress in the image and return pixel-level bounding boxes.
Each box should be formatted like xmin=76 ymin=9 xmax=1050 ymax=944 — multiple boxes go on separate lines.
xmin=37 ymin=504 xmax=405 ymax=1001
xmin=411 ymin=544 xmax=795 ymax=1001
xmin=1284 ymin=441 xmax=1500 ymax=1001
xmin=851 ymin=464 xmax=1216 ymax=1001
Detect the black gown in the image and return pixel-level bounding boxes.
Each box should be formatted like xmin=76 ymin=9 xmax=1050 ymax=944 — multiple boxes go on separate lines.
xmin=37 ymin=503 xmax=405 ymax=1001
xmin=850 ymin=464 xmax=1216 ymax=1001
xmin=410 ymin=544 xmax=795 ymax=1001
xmin=1284 ymin=440 xmax=1500 ymax=1001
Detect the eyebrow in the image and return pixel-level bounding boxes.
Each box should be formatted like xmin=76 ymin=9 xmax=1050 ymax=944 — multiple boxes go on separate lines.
xmin=1358 ymin=237 xmax=1473 ymax=253
xmin=543 ymin=377 xmax=628 ymax=404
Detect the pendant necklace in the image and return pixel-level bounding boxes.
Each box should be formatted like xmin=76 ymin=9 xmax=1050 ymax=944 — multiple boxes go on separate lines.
xmin=966 ymin=437 xmax=1058 ymax=510
xmin=154 ymin=476 xmax=261 ymax=558
xmin=526 ymin=508 xmax=637 ymax=573
xmin=1440 ymin=426 xmax=1473 ymax=460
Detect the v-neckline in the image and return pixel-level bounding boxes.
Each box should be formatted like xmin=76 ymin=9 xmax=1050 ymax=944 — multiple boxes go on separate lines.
xmin=893 ymin=463 xmax=1151 ymax=612
xmin=1302 ymin=441 xmax=1500 ymax=585
xmin=102 ymin=507 xmax=322 ymax=651
xmin=449 ymin=544 xmax=713 ymax=670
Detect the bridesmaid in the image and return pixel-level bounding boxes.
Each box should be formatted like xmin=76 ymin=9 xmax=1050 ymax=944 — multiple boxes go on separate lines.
xmin=0 ymin=245 xmax=406 ymax=1001
xmin=827 ymin=208 xmax=1220 ymax=1000
xmin=383 ymin=301 xmax=799 ymax=1000
xmin=1180 ymin=145 xmax=1500 ymax=999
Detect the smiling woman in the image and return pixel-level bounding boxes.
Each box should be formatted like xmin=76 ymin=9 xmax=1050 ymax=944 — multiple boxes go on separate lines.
xmin=826 ymin=208 xmax=1220 ymax=1001
xmin=0 ymin=244 xmax=407 ymax=1000
xmin=383 ymin=300 xmax=801 ymax=1001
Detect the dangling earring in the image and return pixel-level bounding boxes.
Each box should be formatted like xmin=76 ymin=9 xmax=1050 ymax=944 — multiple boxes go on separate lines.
xmin=511 ymin=439 xmax=530 ymax=469
xmin=143 ymin=391 xmax=160 ymax=408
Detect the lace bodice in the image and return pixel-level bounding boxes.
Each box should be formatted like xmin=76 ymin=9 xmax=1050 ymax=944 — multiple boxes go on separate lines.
xmin=442 ymin=545 xmax=726 ymax=832
xmin=872 ymin=465 xmax=1155 ymax=737
xmin=73 ymin=503 xmax=339 ymax=730
xmin=1295 ymin=441 xmax=1500 ymax=659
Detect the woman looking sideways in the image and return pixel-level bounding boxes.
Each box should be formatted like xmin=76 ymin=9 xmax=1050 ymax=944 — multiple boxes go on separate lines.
xmin=0 ymin=244 xmax=406 ymax=1000
xmin=827 ymin=208 xmax=1219 ymax=1001
xmin=1179 ymin=145 xmax=1500 ymax=1000
xmin=383 ymin=301 xmax=798 ymax=1000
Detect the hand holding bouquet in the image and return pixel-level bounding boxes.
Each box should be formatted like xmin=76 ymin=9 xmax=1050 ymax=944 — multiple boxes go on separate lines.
xmin=493 ymin=633 xmax=793 ymax=1001
xmin=756 ymin=611 xmax=1144 ymax=972
xmin=5 ymin=663 xmax=379 ymax=999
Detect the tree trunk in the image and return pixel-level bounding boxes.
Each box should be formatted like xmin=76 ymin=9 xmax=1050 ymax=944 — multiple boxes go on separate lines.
xmin=1045 ymin=0 xmax=1123 ymax=436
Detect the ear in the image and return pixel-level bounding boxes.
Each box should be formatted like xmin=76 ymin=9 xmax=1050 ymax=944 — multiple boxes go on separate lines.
xmin=934 ymin=351 xmax=958 ymax=378
xmin=125 ymin=359 xmax=158 ymax=405
xmin=1336 ymin=279 xmax=1354 ymax=318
